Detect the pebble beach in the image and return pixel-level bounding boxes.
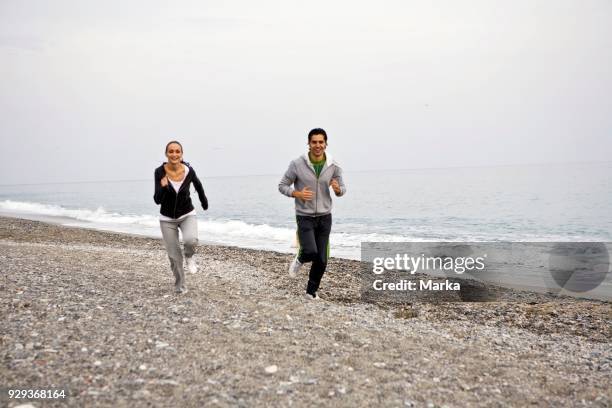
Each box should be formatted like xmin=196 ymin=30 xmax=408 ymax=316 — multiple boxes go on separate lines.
xmin=1 ymin=216 xmax=611 ymax=407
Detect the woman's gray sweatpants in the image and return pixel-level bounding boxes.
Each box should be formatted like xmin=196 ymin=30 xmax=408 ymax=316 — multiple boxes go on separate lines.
xmin=159 ymin=215 xmax=198 ymax=290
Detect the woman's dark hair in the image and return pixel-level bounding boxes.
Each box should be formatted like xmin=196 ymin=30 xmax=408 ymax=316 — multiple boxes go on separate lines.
xmin=308 ymin=128 xmax=327 ymax=143
xmin=165 ymin=140 xmax=183 ymax=153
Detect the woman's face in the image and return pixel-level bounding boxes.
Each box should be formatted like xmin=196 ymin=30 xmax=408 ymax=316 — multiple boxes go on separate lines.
xmin=166 ymin=143 xmax=183 ymax=164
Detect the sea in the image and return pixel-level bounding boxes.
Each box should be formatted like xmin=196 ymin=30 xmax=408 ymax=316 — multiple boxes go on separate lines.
xmin=2 ymin=162 xmax=611 ymax=300
xmin=1 ymin=162 xmax=611 ymax=260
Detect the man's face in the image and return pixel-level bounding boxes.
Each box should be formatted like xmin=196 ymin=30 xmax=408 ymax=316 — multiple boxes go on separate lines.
xmin=309 ymin=134 xmax=327 ymax=157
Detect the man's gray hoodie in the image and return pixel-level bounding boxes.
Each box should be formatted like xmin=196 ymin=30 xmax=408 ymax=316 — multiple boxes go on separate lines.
xmin=278 ymin=152 xmax=346 ymax=216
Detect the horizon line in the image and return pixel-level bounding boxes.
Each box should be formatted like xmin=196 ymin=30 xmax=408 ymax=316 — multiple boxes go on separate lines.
xmin=0 ymin=159 xmax=610 ymax=187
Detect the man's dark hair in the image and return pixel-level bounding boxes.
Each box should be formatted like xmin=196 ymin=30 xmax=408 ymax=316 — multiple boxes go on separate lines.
xmin=308 ymin=128 xmax=327 ymax=143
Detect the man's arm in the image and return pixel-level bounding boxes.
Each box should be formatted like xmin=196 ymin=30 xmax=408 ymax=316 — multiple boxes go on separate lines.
xmin=278 ymin=161 xmax=297 ymax=197
xmin=332 ymin=166 xmax=346 ymax=197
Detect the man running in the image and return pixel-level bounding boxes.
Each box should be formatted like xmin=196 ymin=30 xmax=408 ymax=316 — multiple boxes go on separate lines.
xmin=278 ymin=128 xmax=347 ymax=300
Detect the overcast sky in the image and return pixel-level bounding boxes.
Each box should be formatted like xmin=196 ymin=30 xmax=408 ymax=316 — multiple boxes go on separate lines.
xmin=1 ymin=0 xmax=611 ymax=184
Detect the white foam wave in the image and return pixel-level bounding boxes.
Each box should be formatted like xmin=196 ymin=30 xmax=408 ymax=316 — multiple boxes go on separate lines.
xmin=0 ymin=200 xmax=361 ymax=257
xmin=202 ymin=218 xmax=295 ymax=243
xmin=0 ymin=200 xmax=159 ymax=228
xmin=1 ymin=199 xmax=604 ymax=261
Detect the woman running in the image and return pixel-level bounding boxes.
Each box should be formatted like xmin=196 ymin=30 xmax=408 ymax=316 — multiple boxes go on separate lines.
xmin=154 ymin=141 xmax=208 ymax=293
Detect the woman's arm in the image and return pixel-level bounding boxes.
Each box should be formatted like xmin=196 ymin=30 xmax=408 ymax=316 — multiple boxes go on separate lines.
xmin=153 ymin=168 xmax=168 ymax=204
xmin=190 ymin=168 xmax=209 ymax=210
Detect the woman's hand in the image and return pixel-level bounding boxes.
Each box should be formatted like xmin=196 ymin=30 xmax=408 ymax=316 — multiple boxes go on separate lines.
xmin=160 ymin=176 xmax=169 ymax=187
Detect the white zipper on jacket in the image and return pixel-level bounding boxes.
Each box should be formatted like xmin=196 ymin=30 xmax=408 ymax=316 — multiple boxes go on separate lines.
xmin=170 ymin=166 xmax=189 ymax=219
xmin=301 ymin=152 xmax=337 ymax=217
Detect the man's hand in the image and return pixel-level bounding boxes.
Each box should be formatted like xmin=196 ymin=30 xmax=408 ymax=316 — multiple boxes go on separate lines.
xmin=330 ymin=179 xmax=341 ymax=194
xmin=293 ymin=186 xmax=314 ymax=201
xmin=160 ymin=176 xmax=169 ymax=187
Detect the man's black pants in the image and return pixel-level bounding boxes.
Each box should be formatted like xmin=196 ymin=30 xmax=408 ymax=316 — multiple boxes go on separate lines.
xmin=296 ymin=213 xmax=332 ymax=295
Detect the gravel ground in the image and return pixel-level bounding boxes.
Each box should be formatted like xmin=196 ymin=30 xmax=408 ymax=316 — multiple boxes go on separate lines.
xmin=1 ymin=216 xmax=610 ymax=407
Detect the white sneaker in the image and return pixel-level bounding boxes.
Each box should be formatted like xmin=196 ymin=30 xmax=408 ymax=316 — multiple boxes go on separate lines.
xmin=186 ymin=257 xmax=198 ymax=274
xmin=288 ymin=254 xmax=302 ymax=278
xmin=304 ymin=293 xmax=319 ymax=301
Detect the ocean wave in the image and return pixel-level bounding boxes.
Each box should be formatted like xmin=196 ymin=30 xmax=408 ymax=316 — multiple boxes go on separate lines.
xmin=0 ymin=200 xmax=607 ymax=260
xmin=0 ymin=200 xmax=160 ymax=227
xmin=0 ymin=200 xmax=352 ymax=255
